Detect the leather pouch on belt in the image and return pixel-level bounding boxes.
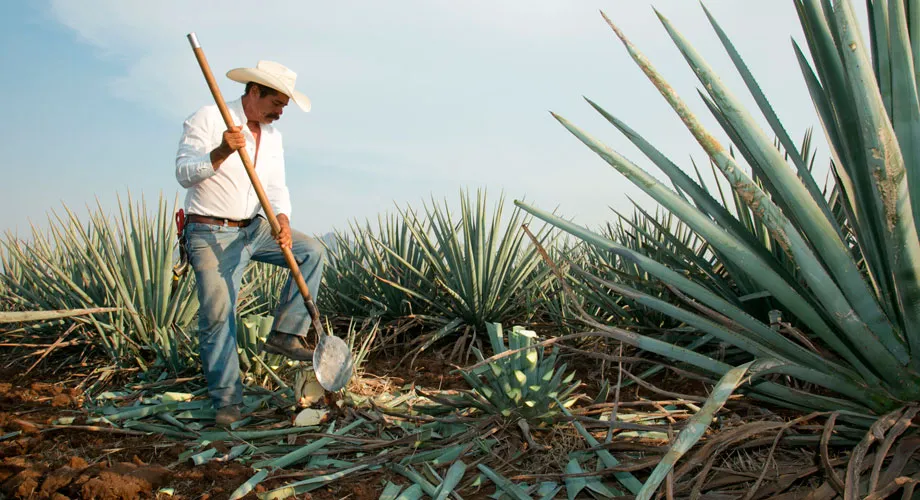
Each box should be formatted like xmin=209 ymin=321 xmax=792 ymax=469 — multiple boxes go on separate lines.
xmin=172 ymin=209 xmax=190 ymax=287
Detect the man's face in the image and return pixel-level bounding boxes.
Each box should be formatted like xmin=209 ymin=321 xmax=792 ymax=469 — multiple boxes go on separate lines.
xmin=251 ymin=87 xmax=290 ymax=124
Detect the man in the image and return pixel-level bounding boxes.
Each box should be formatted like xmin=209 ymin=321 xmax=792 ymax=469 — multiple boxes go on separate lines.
xmin=175 ymin=60 xmax=325 ymax=426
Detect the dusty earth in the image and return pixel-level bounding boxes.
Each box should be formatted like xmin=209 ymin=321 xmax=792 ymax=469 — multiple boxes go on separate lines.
xmin=0 ymin=339 xmax=824 ymax=500
xmin=0 ymin=359 xmax=462 ymax=500
xmin=0 ymin=342 xmax=632 ymax=500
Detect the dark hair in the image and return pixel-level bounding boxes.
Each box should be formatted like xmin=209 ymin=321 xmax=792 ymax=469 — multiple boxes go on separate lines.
xmin=244 ymin=82 xmax=280 ymax=98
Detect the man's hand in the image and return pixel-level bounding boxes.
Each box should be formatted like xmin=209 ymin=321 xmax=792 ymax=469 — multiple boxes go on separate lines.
xmin=210 ymin=126 xmax=246 ymax=170
xmin=275 ymin=214 xmax=293 ymax=249
xmin=221 ymin=126 xmax=246 ymax=152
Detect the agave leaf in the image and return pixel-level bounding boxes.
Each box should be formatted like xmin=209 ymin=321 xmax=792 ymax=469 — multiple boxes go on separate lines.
xmin=795 ymin=2 xmax=897 ymax=308
xmin=867 ymin=0 xmax=893 ymax=115
xmin=831 ymin=0 xmax=920 ymax=358
xmin=573 ymin=269 xmax=884 ymax=410
xmin=433 ymin=461 xmax=467 ymax=500
xmin=912 ymin=0 xmax=920 ymax=87
xmin=412 ymin=318 xmax=465 ymax=359
xmin=390 ymin=464 xmax=440 ymax=498
xmin=0 ymin=307 xmax=119 ymax=324
xmin=380 ymin=482 xmax=403 ymax=500
xmin=477 ymin=464 xmax=532 ymax=500
xmin=395 ymin=484 xmax=424 ymax=500
xmin=487 ymin=322 xmax=507 ymax=355
xmin=537 ymin=482 xmax=562 ymax=500
xmin=885 ymin=0 xmax=920 ymax=212
xmin=636 ymin=9 xmax=911 ymax=372
xmin=549 ymin=108 xmax=895 ymax=384
xmin=594 ymin=380 xmax=610 ymax=404
xmin=388 ymin=190 xmax=552 ymax=331
xmin=599 ymin=110 xmax=773 ymax=264
xmin=564 ymin=459 xmax=587 ymax=500
xmin=586 ymin=459 xmax=624 ymax=498
xmin=636 ymin=361 xmax=754 ymax=499
xmin=228 ymin=469 xmax=269 ymax=500
xmin=189 ymin=448 xmax=218 ymax=466
xmin=258 ymin=465 xmax=369 ymax=500
xmin=556 ymin=401 xmax=643 ymax=494
xmin=521 ymin=193 xmax=868 ymax=384
xmin=679 ymin=6 xmax=909 ymax=364
xmin=256 ymin=419 xmax=365 ymax=470
xmin=701 ymin=3 xmax=841 ymax=238
xmin=624 ymin=203 xmax=739 ymax=300
xmin=516 ymin=201 xmax=881 ymax=417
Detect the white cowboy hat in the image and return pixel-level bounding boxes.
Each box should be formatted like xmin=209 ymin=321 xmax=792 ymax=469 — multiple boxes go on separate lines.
xmin=226 ymin=60 xmax=311 ymax=112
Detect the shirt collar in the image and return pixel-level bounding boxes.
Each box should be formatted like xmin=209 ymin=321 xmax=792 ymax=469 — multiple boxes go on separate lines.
xmin=228 ymin=96 xmax=272 ymax=135
xmin=228 ymin=97 xmax=246 ymax=126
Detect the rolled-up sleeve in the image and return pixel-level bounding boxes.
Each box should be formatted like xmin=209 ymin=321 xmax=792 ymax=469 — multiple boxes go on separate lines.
xmin=175 ymin=108 xmax=217 ymax=188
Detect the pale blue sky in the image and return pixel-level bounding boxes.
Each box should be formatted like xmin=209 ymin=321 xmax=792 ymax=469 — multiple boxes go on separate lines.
xmin=0 ymin=1 xmax=868 ymax=239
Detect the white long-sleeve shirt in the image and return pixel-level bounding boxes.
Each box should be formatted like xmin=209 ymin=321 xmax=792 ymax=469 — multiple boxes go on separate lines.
xmin=175 ymin=97 xmax=292 ymax=221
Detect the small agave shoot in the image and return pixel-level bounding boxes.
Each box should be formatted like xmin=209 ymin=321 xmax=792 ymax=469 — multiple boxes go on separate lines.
xmin=459 ymin=323 xmax=580 ymax=424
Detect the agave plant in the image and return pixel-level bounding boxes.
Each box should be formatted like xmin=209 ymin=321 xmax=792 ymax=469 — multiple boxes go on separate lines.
xmin=237 ymin=313 xmax=286 ymax=378
xmin=320 ymin=210 xmax=436 ymax=319
xmin=514 ymin=2 xmax=920 ymax=495
xmin=238 ymin=262 xmax=288 ymax=318
xmin=454 ymin=323 xmax=581 ymax=423
xmin=389 ymin=189 xmax=557 ymax=347
xmin=0 ymin=192 xmax=199 ymax=371
xmin=518 ymin=0 xmax=920 ymax=429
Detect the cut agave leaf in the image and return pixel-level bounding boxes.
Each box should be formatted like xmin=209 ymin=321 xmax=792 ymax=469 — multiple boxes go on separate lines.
xmin=478 ymin=464 xmax=533 ymax=500
xmin=228 ymin=469 xmax=268 ymax=500
xmin=380 ymin=482 xmax=403 ymax=500
xmin=433 ymin=460 xmax=467 ymax=500
xmin=395 ymin=484 xmax=424 ymax=500
xmin=635 ymin=361 xmax=753 ymax=499
xmin=537 ymin=482 xmax=562 ymax=500
xmin=565 ymin=459 xmax=587 ymax=500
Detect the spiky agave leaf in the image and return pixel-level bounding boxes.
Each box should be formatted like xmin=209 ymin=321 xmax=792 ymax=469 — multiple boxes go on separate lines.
xmin=319 ymin=209 xmax=436 ymax=319
xmin=385 ymin=189 xmax=556 ymax=332
xmin=516 ymin=0 xmax=920 ymax=427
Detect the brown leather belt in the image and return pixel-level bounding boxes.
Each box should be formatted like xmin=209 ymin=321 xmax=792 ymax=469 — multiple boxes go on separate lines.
xmin=186 ymin=214 xmax=257 ymax=228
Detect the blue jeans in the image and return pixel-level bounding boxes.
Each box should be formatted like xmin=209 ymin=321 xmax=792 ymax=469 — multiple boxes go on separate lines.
xmin=184 ymin=216 xmax=325 ymax=409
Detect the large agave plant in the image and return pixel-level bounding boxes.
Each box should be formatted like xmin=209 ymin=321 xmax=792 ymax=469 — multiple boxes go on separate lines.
xmin=322 ymin=189 xmax=558 ymax=359
xmin=518 ymin=0 xmax=920 ymax=428
xmin=392 ymin=189 xmax=556 ymax=336
xmin=320 ymin=210 xmax=436 ymax=319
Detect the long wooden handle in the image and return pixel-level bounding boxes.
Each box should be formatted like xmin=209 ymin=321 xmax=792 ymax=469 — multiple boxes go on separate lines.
xmin=187 ymin=33 xmax=326 ymax=339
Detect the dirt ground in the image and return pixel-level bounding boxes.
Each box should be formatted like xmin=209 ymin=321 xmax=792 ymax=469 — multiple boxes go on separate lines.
xmin=0 ymin=345 xmax=521 ymax=500
xmin=0 ymin=339 xmax=835 ymax=500
xmin=0 ymin=361 xmax=441 ymax=500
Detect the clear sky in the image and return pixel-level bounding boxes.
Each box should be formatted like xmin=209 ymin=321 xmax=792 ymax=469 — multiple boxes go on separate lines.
xmin=0 ymin=1 xmax=869 ymax=240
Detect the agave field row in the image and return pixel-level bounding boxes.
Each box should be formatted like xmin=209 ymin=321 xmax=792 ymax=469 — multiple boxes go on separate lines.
xmin=0 ymin=189 xmax=678 ymax=373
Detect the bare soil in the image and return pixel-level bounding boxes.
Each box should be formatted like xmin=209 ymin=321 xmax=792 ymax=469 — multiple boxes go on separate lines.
xmin=0 ymin=355 xmax=689 ymax=500
xmin=0 ymin=365 xmax=413 ymax=500
xmin=0 ymin=338 xmax=846 ymax=500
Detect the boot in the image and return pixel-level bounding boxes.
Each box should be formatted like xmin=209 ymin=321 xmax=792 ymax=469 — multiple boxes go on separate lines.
xmin=215 ymin=404 xmax=242 ymax=427
xmin=261 ymin=331 xmax=314 ymax=361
